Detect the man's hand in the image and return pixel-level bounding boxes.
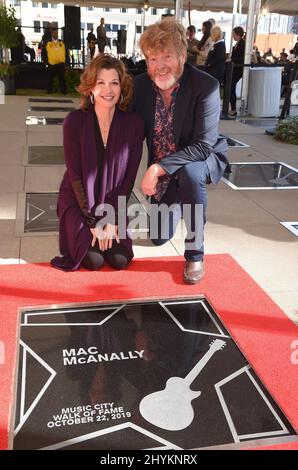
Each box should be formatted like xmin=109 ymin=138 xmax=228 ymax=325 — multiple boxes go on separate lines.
xmin=90 ymin=224 xmax=120 ymax=252
xmin=141 ymin=164 xmax=166 ymax=196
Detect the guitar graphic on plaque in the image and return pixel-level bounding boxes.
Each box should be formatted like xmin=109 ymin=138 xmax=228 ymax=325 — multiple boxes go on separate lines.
xmin=139 ymin=339 xmax=226 ymax=431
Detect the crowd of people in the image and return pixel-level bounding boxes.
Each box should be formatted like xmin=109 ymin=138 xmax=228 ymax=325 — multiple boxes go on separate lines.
xmin=186 ymin=22 xmax=298 ymax=115
xmin=186 ymin=21 xmax=245 ymax=116
xmin=86 ymin=18 xmax=110 ymax=60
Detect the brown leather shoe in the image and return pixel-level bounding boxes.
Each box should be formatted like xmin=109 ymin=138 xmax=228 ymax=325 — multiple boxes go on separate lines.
xmin=183 ymin=260 xmax=205 ymax=284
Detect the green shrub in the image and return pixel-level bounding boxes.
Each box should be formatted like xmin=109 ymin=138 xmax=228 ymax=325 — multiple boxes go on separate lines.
xmin=0 ymin=62 xmax=16 ymax=78
xmin=274 ymin=117 xmax=298 ymax=145
xmin=52 ymin=67 xmax=81 ymax=94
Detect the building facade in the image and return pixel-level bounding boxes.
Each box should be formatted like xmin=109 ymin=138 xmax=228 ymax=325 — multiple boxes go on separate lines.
xmin=8 ymin=1 xmax=295 ymax=60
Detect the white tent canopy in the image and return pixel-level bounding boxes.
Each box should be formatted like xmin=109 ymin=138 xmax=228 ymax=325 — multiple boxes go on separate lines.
xmin=58 ymin=0 xmax=249 ymax=12
xmin=260 ymin=0 xmax=298 ymax=16
xmin=35 ymin=0 xmax=298 ymax=16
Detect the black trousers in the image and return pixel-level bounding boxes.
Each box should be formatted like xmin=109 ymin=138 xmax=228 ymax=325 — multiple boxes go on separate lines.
xmin=89 ymin=46 xmax=95 ymax=60
xmin=230 ymin=74 xmax=242 ymax=112
xmin=81 ymin=241 xmax=132 ymax=271
xmin=47 ymin=62 xmax=67 ymax=94
xmin=97 ymin=40 xmax=106 ymax=53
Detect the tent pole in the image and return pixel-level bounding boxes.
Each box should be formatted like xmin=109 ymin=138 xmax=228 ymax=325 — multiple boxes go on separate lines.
xmin=229 ymin=0 xmax=239 ymax=56
xmin=141 ymin=9 xmax=145 ymax=34
xmin=188 ymin=1 xmax=191 ymax=26
xmin=175 ymin=0 xmax=183 ymax=21
xmin=240 ymin=0 xmax=261 ymax=115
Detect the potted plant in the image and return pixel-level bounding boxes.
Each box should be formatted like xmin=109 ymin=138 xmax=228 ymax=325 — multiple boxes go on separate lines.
xmin=0 ymin=62 xmax=16 ymax=94
xmin=0 ymin=5 xmax=19 ymax=94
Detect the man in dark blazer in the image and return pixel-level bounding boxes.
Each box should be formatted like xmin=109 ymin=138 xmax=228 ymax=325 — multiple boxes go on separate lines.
xmin=133 ymin=18 xmax=229 ymax=284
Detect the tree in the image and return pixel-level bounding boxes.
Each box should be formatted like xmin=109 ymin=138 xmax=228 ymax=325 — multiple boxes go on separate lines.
xmin=0 ymin=5 xmax=19 ymax=63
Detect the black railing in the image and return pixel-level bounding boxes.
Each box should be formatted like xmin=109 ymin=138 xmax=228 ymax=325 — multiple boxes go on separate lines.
xmin=279 ymin=60 xmax=298 ymax=120
xmin=221 ymin=61 xmax=298 ymax=120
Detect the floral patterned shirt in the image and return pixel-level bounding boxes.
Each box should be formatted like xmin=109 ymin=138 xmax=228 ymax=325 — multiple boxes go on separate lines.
xmin=152 ymin=82 xmax=180 ymax=201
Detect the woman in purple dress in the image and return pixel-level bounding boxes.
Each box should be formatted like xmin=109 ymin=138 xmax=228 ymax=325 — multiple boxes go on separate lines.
xmin=51 ymin=54 xmax=144 ymax=271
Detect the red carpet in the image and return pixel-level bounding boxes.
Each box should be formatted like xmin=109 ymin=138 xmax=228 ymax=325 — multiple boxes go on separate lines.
xmin=0 ymin=254 xmax=297 ymax=450
xmin=253 ymin=441 xmax=298 ymax=450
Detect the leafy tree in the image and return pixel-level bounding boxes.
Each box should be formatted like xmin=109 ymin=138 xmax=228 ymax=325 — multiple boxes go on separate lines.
xmin=0 ymin=6 xmax=19 ymax=62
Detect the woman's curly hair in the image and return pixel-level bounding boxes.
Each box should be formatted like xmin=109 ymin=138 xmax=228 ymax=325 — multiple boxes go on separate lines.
xmin=77 ymin=54 xmax=133 ymax=111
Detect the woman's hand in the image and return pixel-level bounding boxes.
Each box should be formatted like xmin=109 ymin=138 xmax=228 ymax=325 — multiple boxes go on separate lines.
xmin=90 ymin=224 xmax=120 ymax=252
xmin=90 ymin=227 xmax=98 ymax=248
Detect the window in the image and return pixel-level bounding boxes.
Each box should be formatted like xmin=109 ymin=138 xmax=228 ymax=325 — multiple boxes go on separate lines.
xmin=12 ymin=0 xmax=20 ymax=6
xmin=34 ymin=20 xmax=41 ymax=33
xmin=137 ymin=8 xmax=142 ymax=14
xmin=121 ymin=8 xmax=127 ymax=13
xmin=120 ymin=25 xmax=126 ymax=30
xmin=105 ymin=24 xmax=111 ymax=32
xmin=152 ymin=8 xmax=157 ymax=15
xmin=136 ymin=25 xmax=142 ymax=34
xmin=51 ymin=3 xmax=57 ymax=8
xmin=32 ymin=2 xmax=39 ymax=7
xmin=104 ymin=8 xmax=110 ymax=12
xmin=112 ymin=24 xmax=118 ymax=32
xmin=86 ymin=6 xmax=94 ymax=11
xmin=41 ymin=3 xmax=48 ymax=8
xmin=87 ymin=23 xmax=93 ymax=31
xmin=81 ymin=22 xmax=86 ymax=30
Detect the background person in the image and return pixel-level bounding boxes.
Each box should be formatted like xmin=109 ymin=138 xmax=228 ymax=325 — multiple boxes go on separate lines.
xmin=293 ymin=38 xmax=298 ymax=57
xmin=193 ymin=20 xmax=213 ymax=68
xmin=51 ymin=54 xmax=144 ymax=272
xmin=186 ymin=25 xmax=200 ymax=66
xmin=204 ymin=26 xmax=226 ymax=85
xmin=40 ymin=24 xmax=53 ymax=62
xmin=10 ymin=26 xmax=25 ymax=64
xmin=44 ymin=27 xmax=67 ymax=94
xmin=229 ymin=26 xmax=245 ymax=116
xmin=87 ymin=27 xmax=97 ymax=61
xmin=97 ymin=18 xmax=109 ymax=54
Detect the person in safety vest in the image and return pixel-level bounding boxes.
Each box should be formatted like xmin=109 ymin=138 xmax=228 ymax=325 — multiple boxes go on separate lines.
xmin=44 ymin=27 xmax=68 ymax=94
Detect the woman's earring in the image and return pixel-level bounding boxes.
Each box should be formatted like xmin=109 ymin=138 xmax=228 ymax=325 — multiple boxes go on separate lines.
xmin=90 ymin=93 xmax=95 ymax=104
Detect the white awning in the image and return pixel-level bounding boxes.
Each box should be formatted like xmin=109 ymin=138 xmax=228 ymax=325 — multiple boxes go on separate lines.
xmin=30 ymin=1 xmax=298 ymax=16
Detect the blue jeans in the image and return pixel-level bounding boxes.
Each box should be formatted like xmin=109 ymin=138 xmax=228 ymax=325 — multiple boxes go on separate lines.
xmin=149 ymin=161 xmax=210 ymax=261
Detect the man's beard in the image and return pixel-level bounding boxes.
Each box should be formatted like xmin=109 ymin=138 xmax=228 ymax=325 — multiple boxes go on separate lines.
xmin=154 ymin=73 xmax=177 ymax=91
xmin=151 ymin=61 xmax=184 ymax=91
